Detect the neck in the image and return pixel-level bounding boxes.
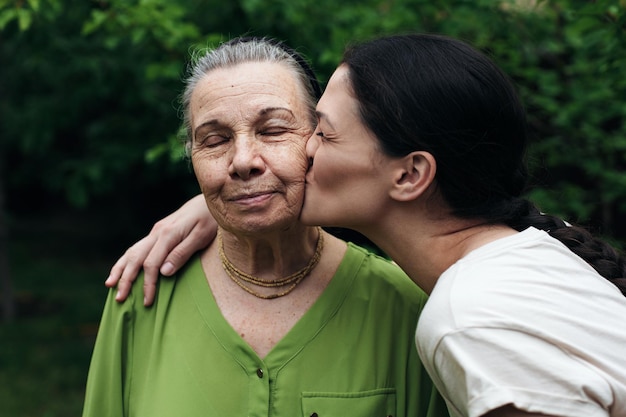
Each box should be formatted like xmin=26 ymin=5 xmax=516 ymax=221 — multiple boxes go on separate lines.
xmin=219 ymin=225 xmax=322 ymax=282
xmin=356 ymin=206 xmax=517 ymax=295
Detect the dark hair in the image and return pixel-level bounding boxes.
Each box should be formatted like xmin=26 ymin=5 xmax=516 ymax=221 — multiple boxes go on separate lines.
xmin=342 ymin=33 xmax=626 ymax=295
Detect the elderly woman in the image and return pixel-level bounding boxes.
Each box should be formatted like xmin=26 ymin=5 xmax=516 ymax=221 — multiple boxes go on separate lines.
xmin=82 ymin=38 xmax=446 ymax=417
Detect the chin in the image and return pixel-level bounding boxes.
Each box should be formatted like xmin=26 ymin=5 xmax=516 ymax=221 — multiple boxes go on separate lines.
xmin=298 ymin=210 xmax=317 ymax=226
xmin=300 ymin=210 xmax=341 ymax=229
xmin=301 ymin=195 xmax=352 ymax=228
xmin=299 ymin=205 xmax=324 ymax=227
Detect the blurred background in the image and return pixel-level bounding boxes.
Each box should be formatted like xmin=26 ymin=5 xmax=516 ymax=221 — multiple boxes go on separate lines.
xmin=1 ymin=0 xmax=625 ymax=415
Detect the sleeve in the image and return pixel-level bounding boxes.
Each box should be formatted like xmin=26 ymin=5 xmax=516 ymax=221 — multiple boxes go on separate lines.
xmin=432 ymin=328 xmax=611 ymax=417
xmin=82 ymin=287 xmax=137 ymax=417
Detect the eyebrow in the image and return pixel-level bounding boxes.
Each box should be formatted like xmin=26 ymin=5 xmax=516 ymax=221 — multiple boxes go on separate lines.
xmin=259 ymin=107 xmax=296 ymax=119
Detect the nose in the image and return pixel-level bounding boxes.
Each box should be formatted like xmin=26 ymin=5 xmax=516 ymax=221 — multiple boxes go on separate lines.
xmin=228 ymin=136 xmax=264 ymax=180
xmin=305 ymin=131 xmax=320 ymax=164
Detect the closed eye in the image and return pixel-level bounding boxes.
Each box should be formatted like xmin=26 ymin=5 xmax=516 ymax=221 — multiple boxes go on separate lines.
xmin=315 ymin=128 xmax=329 ymax=140
xmin=260 ymin=128 xmax=289 ymax=136
xmin=201 ymin=134 xmax=230 ymax=147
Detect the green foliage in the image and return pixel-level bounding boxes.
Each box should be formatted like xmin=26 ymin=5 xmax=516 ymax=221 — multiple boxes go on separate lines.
xmin=515 ymin=1 xmax=626 ymax=233
xmin=81 ymin=0 xmax=202 ymax=50
xmin=1 ymin=0 xmax=625 ymax=240
xmin=0 ymin=0 xmax=70 ymax=36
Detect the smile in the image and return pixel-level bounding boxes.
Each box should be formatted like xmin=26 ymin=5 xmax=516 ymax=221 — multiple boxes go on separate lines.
xmin=229 ymin=191 xmax=276 ymax=205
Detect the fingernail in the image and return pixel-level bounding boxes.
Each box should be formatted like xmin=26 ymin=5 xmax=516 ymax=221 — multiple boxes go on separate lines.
xmin=161 ymin=262 xmax=175 ymax=275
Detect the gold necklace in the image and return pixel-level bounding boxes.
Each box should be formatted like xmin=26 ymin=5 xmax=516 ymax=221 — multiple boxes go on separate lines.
xmin=218 ymin=227 xmax=324 ymax=299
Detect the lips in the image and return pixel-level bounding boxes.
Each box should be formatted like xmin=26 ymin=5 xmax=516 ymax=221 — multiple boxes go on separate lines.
xmin=228 ymin=190 xmax=276 ymax=202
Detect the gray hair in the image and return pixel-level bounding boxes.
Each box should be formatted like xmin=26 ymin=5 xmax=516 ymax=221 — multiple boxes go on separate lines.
xmin=181 ymin=37 xmax=319 ymax=155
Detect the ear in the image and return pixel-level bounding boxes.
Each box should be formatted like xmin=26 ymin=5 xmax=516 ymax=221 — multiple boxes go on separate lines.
xmin=389 ymin=151 xmax=436 ymax=202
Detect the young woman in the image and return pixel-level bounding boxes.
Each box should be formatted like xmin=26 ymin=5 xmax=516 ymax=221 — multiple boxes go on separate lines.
xmin=108 ymin=34 xmax=626 ymax=417
xmin=301 ymin=34 xmax=626 ymax=417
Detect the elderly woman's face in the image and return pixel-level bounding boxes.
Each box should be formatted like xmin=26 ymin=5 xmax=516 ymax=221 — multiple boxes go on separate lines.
xmin=190 ymin=62 xmax=312 ymax=233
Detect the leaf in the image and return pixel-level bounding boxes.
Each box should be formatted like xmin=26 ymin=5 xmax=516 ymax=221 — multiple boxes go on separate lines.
xmin=0 ymin=8 xmax=17 ymax=30
xmin=26 ymin=0 xmax=39 ymax=12
xmin=82 ymin=10 xmax=109 ymax=35
xmin=17 ymin=8 xmax=31 ymax=30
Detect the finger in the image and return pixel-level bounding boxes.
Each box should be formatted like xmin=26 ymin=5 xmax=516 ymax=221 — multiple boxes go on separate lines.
xmin=141 ymin=246 xmax=173 ymax=306
xmin=114 ymin=240 xmax=166 ymax=305
xmin=113 ymin=244 xmax=157 ymax=302
xmin=160 ymin=223 xmax=217 ymax=276
xmin=114 ymin=274 xmax=134 ymax=302
xmin=106 ymin=256 xmax=127 ymax=288
xmin=143 ymin=279 xmax=157 ymax=307
xmin=105 ymin=235 xmax=156 ymax=288
xmin=106 ymin=253 xmax=144 ymax=290
xmin=114 ymin=246 xmax=155 ymax=300
xmin=110 ymin=242 xmax=156 ymax=303
xmin=138 ymin=223 xmax=198 ymax=304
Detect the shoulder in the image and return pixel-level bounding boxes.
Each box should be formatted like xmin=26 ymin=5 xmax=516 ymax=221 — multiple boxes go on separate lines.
xmin=345 ymin=243 xmax=427 ymax=308
xmin=107 ymin=254 xmax=202 ymax=319
xmin=345 ymin=243 xmax=409 ymax=279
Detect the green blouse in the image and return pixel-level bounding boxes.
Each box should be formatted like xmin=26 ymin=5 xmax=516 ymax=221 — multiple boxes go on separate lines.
xmin=82 ymin=243 xmax=447 ymax=417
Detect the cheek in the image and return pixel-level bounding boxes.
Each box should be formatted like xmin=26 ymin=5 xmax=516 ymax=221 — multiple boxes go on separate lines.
xmin=313 ymin=150 xmax=343 ymax=188
xmin=191 ymin=155 xmax=225 ymax=195
xmin=313 ymin=147 xmax=378 ymax=199
xmin=275 ymin=140 xmax=309 ymax=181
xmin=291 ymin=145 xmax=310 ymax=177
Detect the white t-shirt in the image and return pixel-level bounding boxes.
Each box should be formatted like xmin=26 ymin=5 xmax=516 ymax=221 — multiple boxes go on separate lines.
xmin=416 ymin=227 xmax=626 ymax=417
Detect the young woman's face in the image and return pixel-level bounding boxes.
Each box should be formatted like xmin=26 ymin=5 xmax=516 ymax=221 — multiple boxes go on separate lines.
xmin=190 ymin=62 xmax=312 ymax=234
xmin=301 ymin=65 xmax=395 ymax=229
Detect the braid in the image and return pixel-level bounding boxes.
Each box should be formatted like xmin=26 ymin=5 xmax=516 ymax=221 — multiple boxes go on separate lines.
xmin=506 ymin=199 xmax=626 ymax=296
xmin=549 ymin=227 xmax=626 ymax=295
